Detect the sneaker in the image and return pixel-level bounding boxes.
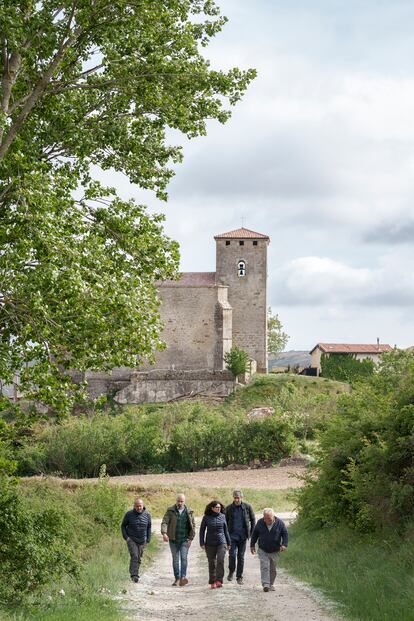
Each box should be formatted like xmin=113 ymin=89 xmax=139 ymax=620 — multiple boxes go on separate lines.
xmin=236 ymin=577 xmax=243 ymax=585
xmin=172 ymin=579 xmax=179 ymax=586
xmin=210 ymin=582 xmax=217 ymax=589
xmin=215 ymin=580 xmax=223 ymax=588
xmin=179 ymin=577 xmax=188 ymax=586
xmin=131 ymin=576 xmax=139 ymax=583
xmin=263 ymin=586 xmax=270 ymax=592
xmin=227 ymin=571 xmax=234 ymax=582
xmin=269 ymin=585 xmax=275 ymax=591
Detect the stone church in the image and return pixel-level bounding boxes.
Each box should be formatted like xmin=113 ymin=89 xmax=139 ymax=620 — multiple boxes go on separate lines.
xmin=83 ymin=227 xmax=269 ymax=402
xmin=154 ymin=226 xmax=269 ymax=374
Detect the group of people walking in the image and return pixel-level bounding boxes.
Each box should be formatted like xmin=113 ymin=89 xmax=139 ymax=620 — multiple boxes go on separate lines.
xmin=121 ymin=490 xmax=288 ymax=592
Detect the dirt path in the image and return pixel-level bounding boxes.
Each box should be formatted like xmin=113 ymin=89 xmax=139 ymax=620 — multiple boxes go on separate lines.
xmin=118 ymin=516 xmax=339 ymax=621
xmin=59 ymin=464 xmax=306 ymax=490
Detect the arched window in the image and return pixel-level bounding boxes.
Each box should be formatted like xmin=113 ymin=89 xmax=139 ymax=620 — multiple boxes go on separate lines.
xmin=238 ymin=260 xmax=246 ymax=277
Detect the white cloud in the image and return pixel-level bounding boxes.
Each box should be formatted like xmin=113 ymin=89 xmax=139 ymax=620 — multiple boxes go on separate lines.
xmin=98 ymin=1 xmax=414 ymax=349
xmin=272 ymin=254 xmax=414 ymax=307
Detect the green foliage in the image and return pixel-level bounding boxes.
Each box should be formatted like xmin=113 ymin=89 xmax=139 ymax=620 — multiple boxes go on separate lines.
xmin=0 ymin=476 xmax=129 ymax=607
xmin=0 ymin=0 xmax=255 ymax=414
xmin=267 ymin=307 xmax=289 ymax=355
xmin=225 ymin=374 xmax=346 ymax=449
xmin=282 ymin=520 xmax=414 ymax=621
xmin=296 ymin=349 xmax=414 ymax=532
xmin=321 ymin=353 xmax=374 ymax=383
xmin=15 ymin=373 xmax=349 ymax=477
xmin=17 ymin=403 xmax=296 ymax=476
xmin=224 ymin=346 xmax=249 ymax=376
xmin=277 ymin=382 xmax=336 ymax=442
xmin=225 ymin=373 xmax=348 ymax=409
xmin=0 ymin=477 xmax=78 ymax=604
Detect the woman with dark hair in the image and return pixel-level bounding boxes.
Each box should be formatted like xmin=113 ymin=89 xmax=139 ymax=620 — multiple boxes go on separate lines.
xmin=199 ymin=500 xmax=231 ymax=589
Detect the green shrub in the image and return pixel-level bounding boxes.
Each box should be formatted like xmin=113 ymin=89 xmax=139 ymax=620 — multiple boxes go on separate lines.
xmin=0 ymin=473 xmax=130 ymax=606
xmin=321 ymin=352 xmax=374 ymax=383
xmin=296 ymin=350 xmax=414 ymax=532
xmin=17 ymin=403 xmax=296 ymax=476
xmin=0 ymin=477 xmax=78 ymax=604
xmin=224 ymin=346 xmax=249 ymax=376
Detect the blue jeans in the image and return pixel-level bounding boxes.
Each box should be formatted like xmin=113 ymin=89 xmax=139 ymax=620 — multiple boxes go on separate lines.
xmin=169 ymin=541 xmax=189 ymax=579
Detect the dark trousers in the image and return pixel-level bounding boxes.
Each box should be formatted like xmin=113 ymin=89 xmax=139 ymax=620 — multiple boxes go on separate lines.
xmin=205 ymin=544 xmax=226 ymax=584
xmin=228 ymin=536 xmax=247 ymax=578
xmin=127 ymin=539 xmax=145 ymax=577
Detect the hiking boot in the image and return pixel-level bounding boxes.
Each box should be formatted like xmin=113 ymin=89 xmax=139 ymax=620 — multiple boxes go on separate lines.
xmin=236 ymin=577 xmax=243 ymax=585
xmin=210 ymin=582 xmax=217 ymax=589
xmin=179 ymin=577 xmax=188 ymax=586
xmin=263 ymin=586 xmax=270 ymax=592
xmin=227 ymin=571 xmax=234 ymax=581
xmin=215 ymin=580 xmax=223 ymax=588
xmin=172 ymin=579 xmax=179 ymax=586
xmin=131 ymin=576 xmax=139 ymax=583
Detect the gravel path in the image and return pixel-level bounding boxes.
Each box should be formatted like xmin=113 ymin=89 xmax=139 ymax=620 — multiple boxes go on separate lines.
xmin=118 ymin=515 xmax=339 ymax=621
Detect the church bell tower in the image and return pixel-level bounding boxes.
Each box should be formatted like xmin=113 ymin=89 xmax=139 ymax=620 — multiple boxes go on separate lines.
xmin=214 ymin=227 xmax=269 ymax=373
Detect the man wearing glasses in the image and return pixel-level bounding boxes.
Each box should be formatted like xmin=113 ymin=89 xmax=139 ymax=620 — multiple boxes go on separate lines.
xmin=225 ymin=490 xmax=256 ymax=585
xmin=161 ymin=493 xmax=196 ymax=586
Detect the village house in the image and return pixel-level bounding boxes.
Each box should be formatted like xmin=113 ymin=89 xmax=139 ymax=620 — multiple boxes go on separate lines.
xmin=309 ymin=342 xmax=393 ymax=376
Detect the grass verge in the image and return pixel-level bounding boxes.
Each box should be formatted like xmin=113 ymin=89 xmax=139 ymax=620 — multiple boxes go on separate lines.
xmin=281 ymin=521 xmax=414 ymax=621
xmin=58 ymin=481 xmax=296 ymax=517
xmin=3 ymin=535 xmax=159 ymax=621
xmin=137 ymin=485 xmax=295 ymax=517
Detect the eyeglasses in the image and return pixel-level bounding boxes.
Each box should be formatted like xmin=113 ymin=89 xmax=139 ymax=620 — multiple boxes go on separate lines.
xmin=213 ymin=505 xmax=221 ymax=509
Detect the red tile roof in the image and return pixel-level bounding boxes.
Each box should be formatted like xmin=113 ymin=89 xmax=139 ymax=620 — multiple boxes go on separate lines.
xmin=310 ymin=343 xmax=392 ymax=355
xmin=159 ymin=272 xmax=216 ymax=287
xmin=214 ymin=227 xmax=269 ymax=240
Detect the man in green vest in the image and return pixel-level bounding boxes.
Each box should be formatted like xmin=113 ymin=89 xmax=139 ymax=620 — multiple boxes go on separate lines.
xmin=161 ymin=493 xmax=196 ymax=586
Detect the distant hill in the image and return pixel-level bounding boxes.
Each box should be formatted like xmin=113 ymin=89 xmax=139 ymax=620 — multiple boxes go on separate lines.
xmin=268 ymin=350 xmax=311 ymax=370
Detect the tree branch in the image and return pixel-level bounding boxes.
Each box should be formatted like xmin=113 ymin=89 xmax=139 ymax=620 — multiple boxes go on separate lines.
xmin=0 ymin=49 xmax=22 ymax=140
xmin=0 ymin=2 xmax=82 ymax=162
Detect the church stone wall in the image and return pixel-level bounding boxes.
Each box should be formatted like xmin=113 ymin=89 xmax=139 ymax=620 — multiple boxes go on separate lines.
xmin=154 ymin=284 xmax=232 ymax=370
xmin=216 ymin=238 xmax=268 ymax=372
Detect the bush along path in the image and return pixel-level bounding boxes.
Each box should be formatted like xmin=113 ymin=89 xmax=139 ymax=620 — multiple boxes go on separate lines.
xmin=117 ymin=516 xmax=340 ymax=621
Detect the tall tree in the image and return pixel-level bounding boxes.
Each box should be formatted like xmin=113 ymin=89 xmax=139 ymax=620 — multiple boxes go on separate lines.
xmin=267 ymin=307 xmax=289 ymax=357
xmin=0 ymin=0 xmax=255 ymax=413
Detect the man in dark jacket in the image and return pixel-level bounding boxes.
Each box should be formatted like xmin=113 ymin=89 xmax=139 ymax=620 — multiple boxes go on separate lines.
xmin=161 ymin=493 xmax=196 ymax=586
xmin=250 ymin=507 xmax=288 ymax=592
xmin=225 ymin=490 xmax=256 ymax=584
xmin=121 ymin=497 xmax=151 ymax=583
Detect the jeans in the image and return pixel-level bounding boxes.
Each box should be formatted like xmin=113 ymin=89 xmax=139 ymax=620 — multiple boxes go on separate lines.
xmin=205 ymin=544 xmax=226 ymax=584
xmin=228 ymin=535 xmax=247 ymax=578
xmin=258 ymin=548 xmax=280 ymax=587
xmin=169 ymin=541 xmax=189 ymax=579
xmin=127 ymin=539 xmax=145 ymax=578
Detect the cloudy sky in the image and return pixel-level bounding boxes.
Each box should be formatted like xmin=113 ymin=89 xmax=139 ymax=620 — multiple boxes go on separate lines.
xmin=102 ymin=0 xmax=414 ymax=350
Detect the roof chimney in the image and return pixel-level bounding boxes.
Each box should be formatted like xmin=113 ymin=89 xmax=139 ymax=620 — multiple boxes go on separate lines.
xmin=377 ymin=337 xmax=380 ymax=349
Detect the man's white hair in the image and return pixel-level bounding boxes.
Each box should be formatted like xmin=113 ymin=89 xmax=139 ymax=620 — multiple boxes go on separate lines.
xmin=263 ymin=507 xmax=274 ymax=516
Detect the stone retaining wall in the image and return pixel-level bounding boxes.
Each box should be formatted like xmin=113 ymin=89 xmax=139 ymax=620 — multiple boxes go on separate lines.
xmin=72 ymin=367 xmax=246 ymax=403
xmin=114 ymin=369 xmax=236 ymax=403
